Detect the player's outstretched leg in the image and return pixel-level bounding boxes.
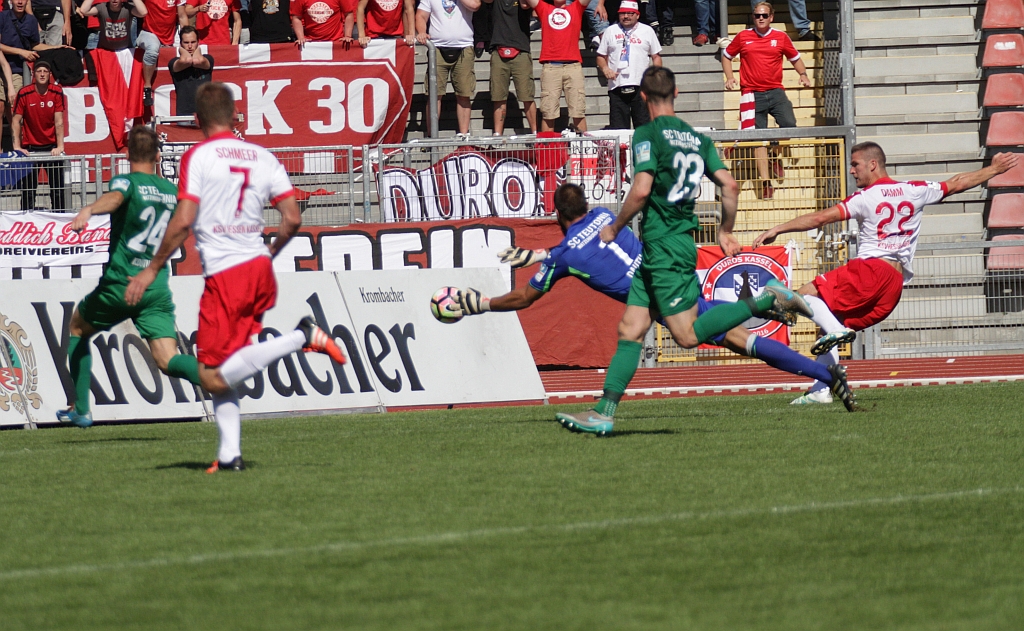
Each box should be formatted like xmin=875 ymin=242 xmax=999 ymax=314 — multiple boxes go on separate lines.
xmin=763 ymin=279 xmax=814 ymax=319
xmin=691 ymin=280 xmax=811 ymax=346
xmin=791 ymin=294 xmax=846 ymax=404
xmin=217 ymin=317 xmax=345 ymax=389
xmin=555 ymin=409 xmax=615 ymax=437
xmin=297 ymin=316 xmax=346 ymax=364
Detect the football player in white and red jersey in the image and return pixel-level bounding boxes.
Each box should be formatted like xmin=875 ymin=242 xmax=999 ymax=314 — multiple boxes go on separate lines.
xmin=125 ymin=82 xmax=346 ymax=472
xmin=754 ymin=142 xmax=1019 ymax=405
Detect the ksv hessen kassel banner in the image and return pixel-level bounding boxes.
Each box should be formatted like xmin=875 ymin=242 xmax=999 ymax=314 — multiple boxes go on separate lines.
xmin=696 ymin=245 xmax=793 ymax=346
xmin=62 ymin=40 xmax=415 ymax=155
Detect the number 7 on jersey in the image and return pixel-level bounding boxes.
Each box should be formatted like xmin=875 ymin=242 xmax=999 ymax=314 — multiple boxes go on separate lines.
xmin=229 ymin=166 xmax=251 ymax=218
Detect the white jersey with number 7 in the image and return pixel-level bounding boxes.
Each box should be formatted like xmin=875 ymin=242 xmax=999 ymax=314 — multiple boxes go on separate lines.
xmin=178 ymin=131 xmax=296 ymax=277
xmin=838 ymin=177 xmax=948 ymax=284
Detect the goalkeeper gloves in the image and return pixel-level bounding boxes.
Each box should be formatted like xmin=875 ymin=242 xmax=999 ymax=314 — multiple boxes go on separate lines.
xmin=458 ymin=287 xmax=491 ymax=315
xmin=498 ymin=246 xmax=548 ymax=269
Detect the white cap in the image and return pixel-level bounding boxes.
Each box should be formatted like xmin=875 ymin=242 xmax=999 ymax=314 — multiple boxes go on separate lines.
xmin=619 ymin=0 xmax=640 ymax=13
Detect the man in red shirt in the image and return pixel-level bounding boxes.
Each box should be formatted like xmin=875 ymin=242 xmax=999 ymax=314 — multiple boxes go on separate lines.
xmin=524 ymin=0 xmax=592 ymax=133
xmin=12 ymin=61 xmax=67 ymax=210
xmin=721 ymin=1 xmax=810 ymax=199
xmin=356 ymin=0 xmax=414 ymax=46
xmin=180 ymin=0 xmax=242 ymax=44
xmin=290 ymin=0 xmax=348 ymax=43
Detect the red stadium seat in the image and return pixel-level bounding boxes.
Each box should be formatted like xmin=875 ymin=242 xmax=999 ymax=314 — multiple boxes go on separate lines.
xmin=988 ymin=235 xmax=1024 ymax=270
xmin=988 ymin=193 xmax=1024 ymax=228
xmin=983 ymin=0 xmax=1024 ymax=29
xmin=990 ymin=157 xmax=1024 ymax=187
xmin=983 ymin=34 xmax=1024 ymax=68
xmin=986 ymin=111 xmax=1024 ymax=146
xmin=985 ymin=73 xmax=1024 ymax=107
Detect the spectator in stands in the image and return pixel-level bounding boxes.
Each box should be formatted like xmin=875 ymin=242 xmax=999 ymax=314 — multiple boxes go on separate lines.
xmin=181 ymin=0 xmax=243 ymax=44
xmin=169 ymin=25 xmax=213 ymax=116
xmin=524 ymin=0 xmax=592 ymax=133
xmin=136 ymin=0 xmax=182 ymax=106
xmin=692 ymin=0 xmax=717 ymax=46
xmin=751 ymin=0 xmax=817 ymax=41
xmin=641 ymin=0 xmax=671 ymax=45
xmin=291 ymin=0 xmax=348 ymax=44
xmin=248 ymin=0 xmax=297 ymax=43
xmin=415 ymin=0 xmax=480 ymax=136
xmin=0 ymin=0 xmax=67 ymax=96
xmin=721 ymin=1 xmax=810 ymax=199
xmin=13 ymin=61 xmax=67 ymax=210
xmin=582 ymin=1 xmax=607 ymax=52
xmin=79 ymin=0 xmax=148 ymax=51
xmin=33 ymin=0 xmax=74 ymax=46
xmin=596 ymin=0 xmax=660 ymax=130
xmin=356 ymin=0 xmax=415 ymax=46
xmin=0 ymin=51 xmax=14 ymax=123
xmin=483 ymin=0 xmax=535 ymax=135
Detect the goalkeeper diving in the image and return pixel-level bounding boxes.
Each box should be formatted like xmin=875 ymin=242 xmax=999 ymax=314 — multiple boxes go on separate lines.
xmin=446 ymin=183 xmax=858 ymax=412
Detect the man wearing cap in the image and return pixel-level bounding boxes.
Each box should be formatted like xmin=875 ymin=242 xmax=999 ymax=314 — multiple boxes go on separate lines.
xmin=596 ymin=0 xmax=660 ymax=130
xmin=12 ymin=61 xmax=67 ymax=210
xmin=523 ymin=0 xmax=593 ymax=133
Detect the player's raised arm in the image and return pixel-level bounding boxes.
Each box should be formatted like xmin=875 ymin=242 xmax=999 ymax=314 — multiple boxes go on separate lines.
xmin=69 ymin=190 xmax=125 ymax=232
xmin=708 ymin=167 xmax=740 ymax=257
xmin=753 ymin=204 xmax=845 ymax=248
xmin=498 ymin=246 xmax=549 ymax=268
xmin=124 ymin=199 xmax=197 ymax=306
xmin=454 ymin=285 xmax=546 ymax=316
xmin=942 ymin=152 xmax=1019 ymax=197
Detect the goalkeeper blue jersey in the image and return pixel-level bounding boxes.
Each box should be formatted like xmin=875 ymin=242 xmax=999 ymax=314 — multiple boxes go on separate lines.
xmin=529 ymin=207 xmax=643 ymax=303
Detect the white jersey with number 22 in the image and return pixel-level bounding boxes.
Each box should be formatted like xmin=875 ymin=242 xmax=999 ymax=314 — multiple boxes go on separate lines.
xmin=838 ymin=177 xmax=947 ymax=284
xmin=178 ymin=131 xmax=296 ymax=277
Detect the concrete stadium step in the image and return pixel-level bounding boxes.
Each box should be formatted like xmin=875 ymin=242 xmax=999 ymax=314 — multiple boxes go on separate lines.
xmin=914 ymin=253 xmax=986 ymax=281
xmin=855 ymin=91 xmax=979 ymax=117
xmin=889 ymin=295 xmax=988 ymax=321
xmin=920 ymin=213 xmax=985 ymax=239
xmin=855 ymin=16 xmax=977 ymax=41
xmin=858 ymin=131 xmax=980 ymax=157
xmin=854 ymin=54 xmax=979 ymax=79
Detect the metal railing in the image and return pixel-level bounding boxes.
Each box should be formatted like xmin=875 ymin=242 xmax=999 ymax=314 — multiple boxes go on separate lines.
xmin=0 ymin=153 xmax=95 ymax=213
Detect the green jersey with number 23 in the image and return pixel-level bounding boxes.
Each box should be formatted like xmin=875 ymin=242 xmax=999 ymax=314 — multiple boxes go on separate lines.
xmin=631 ymin=116 xmax=726 ymax=243
xmin=103 ymin=172 xmax=179 ymax=287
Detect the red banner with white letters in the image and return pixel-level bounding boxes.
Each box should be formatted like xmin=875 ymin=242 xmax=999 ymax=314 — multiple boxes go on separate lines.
xmin=63 ymin=40 xmax=415 ymax=155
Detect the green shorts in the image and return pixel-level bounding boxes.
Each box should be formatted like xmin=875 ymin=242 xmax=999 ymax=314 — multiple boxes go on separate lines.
xmin=626 ymin=232 xmax=700 ymax=318
xmin=78 ymin=277 xmax=178 ymax=340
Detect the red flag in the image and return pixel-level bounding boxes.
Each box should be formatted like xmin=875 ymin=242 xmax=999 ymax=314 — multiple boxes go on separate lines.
xmin=88 ymin=48 xmax=144 ymax=150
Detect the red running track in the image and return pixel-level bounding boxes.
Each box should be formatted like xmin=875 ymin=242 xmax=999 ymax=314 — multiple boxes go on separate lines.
xmin=541 ymin=355 xmax=1024 ymax=404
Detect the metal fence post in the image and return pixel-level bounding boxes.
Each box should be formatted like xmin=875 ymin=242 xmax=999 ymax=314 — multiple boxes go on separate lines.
xmin=362 ymin=144 xmax=372 ymax=223
xmin=424 ymin=39 xmax=439 ymax=139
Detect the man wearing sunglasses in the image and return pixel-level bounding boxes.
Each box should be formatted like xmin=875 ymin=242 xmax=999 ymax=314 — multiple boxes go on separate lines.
xmin=721 ymin=2 xmax=811 ymax=199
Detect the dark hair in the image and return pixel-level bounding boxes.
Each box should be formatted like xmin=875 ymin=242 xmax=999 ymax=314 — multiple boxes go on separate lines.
xmin=554 ymin=183 xmax=588 ymax=222
xmin=195 ymin=82 xmax=235 ymax=129
xmin=640 ymin=66 xmax=675 ymax=104
xmin=179 ymin=25 xmax=198 ymax=41
xmin=127 ymin=125 xmax=159 ymax=163
xmin=851 ymin=141 xmax=887 ymax=168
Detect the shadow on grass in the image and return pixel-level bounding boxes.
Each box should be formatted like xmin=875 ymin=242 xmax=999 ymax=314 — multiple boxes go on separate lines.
xmin=154 ymin=461 xmax=232 ymax=471
xmin=608 ymin=429 xmax=679 ymax=437
xmin=61 ymin=436 xmax=167 ymax=444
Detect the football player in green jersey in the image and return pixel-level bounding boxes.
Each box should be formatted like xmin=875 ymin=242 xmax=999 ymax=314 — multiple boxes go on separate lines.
xmin=57 ymin=126 xmax=202 ymax=428
xmin=555 ymin=67 xmax=816 ymax=436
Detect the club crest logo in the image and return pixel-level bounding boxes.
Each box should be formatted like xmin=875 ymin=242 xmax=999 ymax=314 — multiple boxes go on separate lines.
xmin=263 ymin=0 xmax=279 ymax=14
xmin=701 ymin=252 xmax=788 ymax=338
xmin=207 ymin=0 xmax=229 ymax=20
xmin=376 ymin=0 xmax=401 ymax=11
xmin=0 ymin=311 xmax=42 ymax=415
xmin=307 ymin=1 xmax=335 ymax=22
xmin=548 ymin=8 xmax=571 ymax=30
xmin=442 ymin=0 xmax=457 ymax=13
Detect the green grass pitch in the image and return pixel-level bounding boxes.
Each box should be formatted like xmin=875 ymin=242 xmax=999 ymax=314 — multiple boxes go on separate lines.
xmin=2 ymin=382 xmax=1024 ymax=630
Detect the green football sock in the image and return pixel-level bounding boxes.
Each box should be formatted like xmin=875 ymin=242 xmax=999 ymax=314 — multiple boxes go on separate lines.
xmin=67 ymin=335 xmax=92 ymax=415
xmin=692 ymin=298 xmax=765 ymax=345
xmin=166 ymin=354 xmax=201 ymax=386
xmin=595 ymin=340 xmax=642 ymax=417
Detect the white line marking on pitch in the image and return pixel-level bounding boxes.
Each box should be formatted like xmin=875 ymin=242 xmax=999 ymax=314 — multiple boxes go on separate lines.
xmin=0 ymin=487 xmax=1017 ymax=581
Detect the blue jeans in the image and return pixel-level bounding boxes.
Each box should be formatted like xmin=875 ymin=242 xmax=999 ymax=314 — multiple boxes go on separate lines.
xmin=643 ymin=0 xmax=673 ymax=27
xmin=581 ymin=0 xmax=609 ymax=38
xmin=694 ymin=0 xmax=718 ymax=36
xmin=751 ymin=0 xmax=809 ymax=32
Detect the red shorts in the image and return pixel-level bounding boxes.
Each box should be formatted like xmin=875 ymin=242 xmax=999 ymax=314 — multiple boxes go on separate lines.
xmin=197 ymin=256 xmax=277 ymax=366
xmin=813 ymin=257 xmax=903 ymax=331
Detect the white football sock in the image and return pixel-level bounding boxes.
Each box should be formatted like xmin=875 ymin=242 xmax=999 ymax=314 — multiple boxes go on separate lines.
xmin=213 ymin=390 xmax=241 ymax=464
xmin=219 ymin=329 xmax=305 ymax=388
xmin=804 ymin=295 xmax=845 ymax=333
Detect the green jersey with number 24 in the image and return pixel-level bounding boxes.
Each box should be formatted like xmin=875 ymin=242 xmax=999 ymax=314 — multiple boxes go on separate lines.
xmin=631 ymin=116 xmax=726 ymax=243
xmin=103 ymin=172 xmax=179 ymax=286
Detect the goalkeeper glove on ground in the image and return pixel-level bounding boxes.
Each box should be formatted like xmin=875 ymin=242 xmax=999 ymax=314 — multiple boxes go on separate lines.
xmin=498 ymin=246 xmax=548 ymax=268
xmin=459 ymin=288 xmax=491 ymax=315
